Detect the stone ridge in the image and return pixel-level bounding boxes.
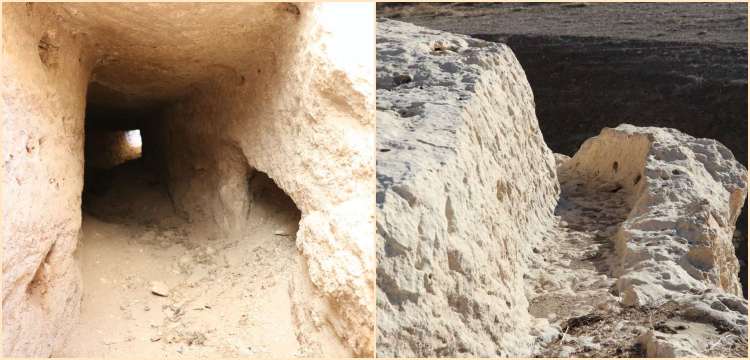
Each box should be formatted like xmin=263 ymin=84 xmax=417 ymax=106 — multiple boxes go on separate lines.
xmin=563 ymin=125 xmax=747 ymax=305
xmin=560 ymin=124 xmax=748 ymax=356
xmin=376 ymin=19 xmax=559 ymax=357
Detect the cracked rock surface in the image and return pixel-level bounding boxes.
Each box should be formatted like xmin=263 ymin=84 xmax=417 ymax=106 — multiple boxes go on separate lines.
xmin=376 ymin=18 xmax=747 ymax=358
xmin=376 ymin=19 xmax=559 ymax=357
xmin=530 ymin=126 xmax=747 ymax=357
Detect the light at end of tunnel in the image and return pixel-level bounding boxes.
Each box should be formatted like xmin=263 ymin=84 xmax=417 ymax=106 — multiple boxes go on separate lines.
xmin=126 ymin=130 xmax=142 ymax=149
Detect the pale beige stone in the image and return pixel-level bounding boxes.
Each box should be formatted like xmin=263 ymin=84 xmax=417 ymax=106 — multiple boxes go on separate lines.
xmin=2 ymin=3 xmax=374 ymax=356
xmin=559 ymin=125 xmax=748 ymax=356
xmin=376 ymin=19 xmax=559 ymax=357
xmin=560 ymin=125 xmax=746 ymax=305
xmin=376 ymin=19 xmax=747 ymax=358
xmin=149 ymin=281 xmax=170 ymax=297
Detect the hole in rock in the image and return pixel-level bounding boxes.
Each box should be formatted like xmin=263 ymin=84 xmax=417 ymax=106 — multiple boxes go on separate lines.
xmin=73 ymin=87 xmax=320 ymax=355
xmin=7 ymin=2 xmax=374 ymax=357
xmin=37 ymin=32 xmax=58 ymax=68
xmin=61 ymin=10 xmax=346 ymax=352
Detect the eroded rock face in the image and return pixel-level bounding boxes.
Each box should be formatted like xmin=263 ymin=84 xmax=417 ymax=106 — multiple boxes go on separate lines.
xmin=377 ymin=3 xmax=748 ymax=166
xmin=376 ymin=18 xmax=747 ymax=358
xmin=1 ymin=4 xmax=91 ymax=356
xmin=152 ymin=14 xmax=376 ymax=353
xmin=376 ymin=19 xmax=559 ymax=357
xmin=559 ymin=125 xmax=748 ymax=356
xmin=2 ymin=3 xmax=374 ymax=356
xmin=561 ymin=125 xmax=746 ymax=305
xmin=377 ymin=2 xmax=749 ymax=297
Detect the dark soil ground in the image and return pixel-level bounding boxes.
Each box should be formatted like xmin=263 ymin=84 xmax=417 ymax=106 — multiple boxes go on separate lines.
xmin=378 ymin=2 xmax=747 ymax=44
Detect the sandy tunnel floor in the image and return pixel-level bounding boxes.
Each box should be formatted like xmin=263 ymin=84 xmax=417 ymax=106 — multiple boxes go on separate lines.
xmin=55 ymin=160 xmax=350 ymax=358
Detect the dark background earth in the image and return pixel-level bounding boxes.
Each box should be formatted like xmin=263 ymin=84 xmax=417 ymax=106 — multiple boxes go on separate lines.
xmin=377 ymin=2 xmax=748 ymax=297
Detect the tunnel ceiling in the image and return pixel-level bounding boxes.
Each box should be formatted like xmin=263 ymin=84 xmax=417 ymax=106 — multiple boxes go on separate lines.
xmin=52 ymin=3 xmax=303 ymax=109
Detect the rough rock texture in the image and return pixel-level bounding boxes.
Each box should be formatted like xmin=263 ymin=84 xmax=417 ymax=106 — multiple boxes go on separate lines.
xmin=377 ymin=1 xmax=749 ymax=298
xmin=376 ymin=19 xmax=559 ymax=357
xmin=561 ymin=125 xmax=746 ymax=305
xmin=376 ymin=16 xmax=747 ymax=358
xmin=1 ymin=4 xmax=92 ymax=356
xmin=558 ymin=125 xmax=748 ymax=356
xmin=2 ymin=3 xmax=374 ymax=356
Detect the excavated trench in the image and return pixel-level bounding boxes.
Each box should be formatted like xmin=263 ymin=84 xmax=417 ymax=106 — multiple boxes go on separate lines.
xmin=377 ymin=1 xmax=748 ymax=299
xmin=474 ymin=33 xmax=749 ymax=300
xmin=527 ymin=170 xmax=630 ymax=324
xmin=508 ymin=33 xmax=749 ymax=356
xmin=528 ymin=165 xmax=634 ymax=357
xmin=528 ymin=133 xmax=748 ymax=358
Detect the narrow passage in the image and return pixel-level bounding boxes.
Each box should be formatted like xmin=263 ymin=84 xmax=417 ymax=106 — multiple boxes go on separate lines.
xmin=57 ymin=160 xmax=349 ymax=357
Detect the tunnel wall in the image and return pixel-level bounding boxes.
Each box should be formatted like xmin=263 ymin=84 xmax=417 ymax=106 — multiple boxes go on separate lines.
xmin=152 ymin=6 xmax=376 ymax=355
xmin=1 ymin=4 xmax=92 ymax=356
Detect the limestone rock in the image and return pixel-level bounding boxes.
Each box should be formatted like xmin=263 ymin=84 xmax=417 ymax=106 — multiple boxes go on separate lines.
xmin=2 ymin=3 xmax=374 ymax=356
xmin=380 ymin=3 xmax=749 ymax=297
xmin=559 ymin=124 xmax=748 ymax=355
xmin=561 ymin=125 xmax=746 ymax=304
xmin=376 ymin=18 xmax=747 ymax=358
xmin=2 ymin=4 xmax=89 ymax=357
xmin=150 ymin=281 xmax=170 ymax=297
xmin=376 ymin=19 xmax=559 ymax=357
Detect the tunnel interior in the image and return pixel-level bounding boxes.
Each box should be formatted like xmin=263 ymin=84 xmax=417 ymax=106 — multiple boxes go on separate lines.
xmin=57 ymin=3 xmax=327 ymax=356
xmin=80 ymin=90 xmax=301 ymax=227
xmin=82 ymin=102 xmax=161 ymax=220
xmin=71 ymin=66 xmax=313 ymax=357
xmin=5 ymin=2 xmax=373 ymax=357
xmin=67 ymin=0 xmax=307 ymax=229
